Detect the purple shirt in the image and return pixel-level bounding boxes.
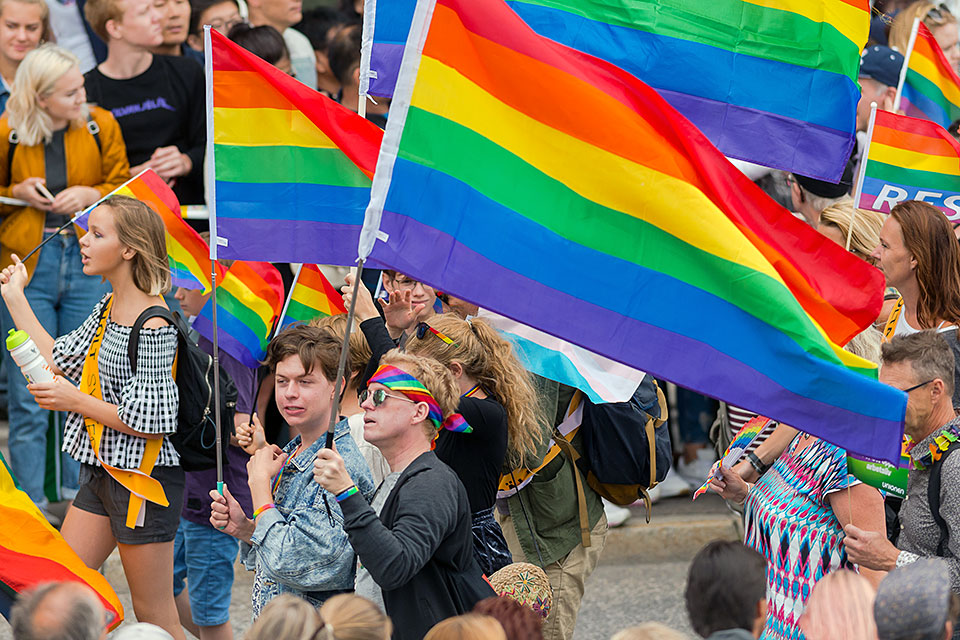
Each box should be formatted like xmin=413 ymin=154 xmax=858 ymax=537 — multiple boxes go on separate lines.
xmin=180 ymin=337 xmax=257 ymax=525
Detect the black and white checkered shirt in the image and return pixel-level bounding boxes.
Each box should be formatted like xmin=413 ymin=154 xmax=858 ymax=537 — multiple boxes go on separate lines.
xmin=53 ymin=295 xmax=180 ymax=468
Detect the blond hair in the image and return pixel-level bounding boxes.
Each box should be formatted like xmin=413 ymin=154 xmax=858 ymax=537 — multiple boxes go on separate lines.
xmin=890 ymin=2 xmax=957 ymax=55
xmin=818 ymin=198 xmax=884 ymax=265
xmin=317 ymin=594 xmax=392 ymax=640
xmin=380 ymin=350 xmax=460 ymax=441
xmin=799 ymin=570 xmax=877 ymax=640
xmin=405 ymin=314 xmax=544 ymax=464
xmin=245 ymin=594 xmax=323 ymax=640
xmin=102 ymin=196 xmax=171 ymax=296
xmin=83 ymin=0 xmax=123 ymax=43
xmin=7 ymin=44 xmax=86 ymax=146
xmin=423 ymin=614 xmax=506 ymax=640
xmin=610 ymin=623 xmax=689 ymax=640
xmin=310 ymin=313 xmax=371 ymax=386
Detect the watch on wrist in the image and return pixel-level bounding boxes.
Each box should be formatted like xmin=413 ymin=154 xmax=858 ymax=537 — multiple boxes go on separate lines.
xmin=747 ymin=452 xmax=770 ymax=476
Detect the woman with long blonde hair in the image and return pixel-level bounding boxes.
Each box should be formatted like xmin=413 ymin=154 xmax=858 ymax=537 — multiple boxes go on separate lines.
xmin=890 ymin=2 xmax=960 ymax=69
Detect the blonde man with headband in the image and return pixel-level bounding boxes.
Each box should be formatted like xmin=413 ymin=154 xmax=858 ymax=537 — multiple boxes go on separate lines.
xmin=314 ymin=351 xmax=496 ymax=640
xmin=890 ymin=2 xmax=960 ymax=70
xmin=0 ymin=43 xmax=128 ymax=516
xmin=0 ymin=0 xmax=51 ymax=112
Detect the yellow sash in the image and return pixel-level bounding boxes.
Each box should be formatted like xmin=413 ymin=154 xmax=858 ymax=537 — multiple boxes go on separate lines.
xmin=80 ymin=295 xmax=168 ymax=529
xmin=882 ymin=297 xmax=903 ymax=342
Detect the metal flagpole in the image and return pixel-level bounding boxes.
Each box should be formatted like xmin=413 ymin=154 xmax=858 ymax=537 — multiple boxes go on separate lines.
xmin=893 ymin=17 xmax=920 ymax=112
xmin=848 ymin=102 xmax=878 ymax=251
xmin=325 ymin=260 xmax=365 ymax=448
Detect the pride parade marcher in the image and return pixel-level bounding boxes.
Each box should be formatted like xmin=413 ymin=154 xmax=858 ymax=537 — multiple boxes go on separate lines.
xmin=1 ymin=196 xmax=185 ymax=638
xmin=314 ymin=351 xmax=495 ymax=640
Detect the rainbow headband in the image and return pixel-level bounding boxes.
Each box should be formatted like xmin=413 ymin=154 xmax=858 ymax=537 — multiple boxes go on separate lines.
xmin=368 ymin=365 xmax=472 ymax=434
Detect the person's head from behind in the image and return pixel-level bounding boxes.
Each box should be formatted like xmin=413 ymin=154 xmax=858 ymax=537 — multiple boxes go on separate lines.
xmin=265 ymin=325 xmax=343 ymax=432
xmin=80 ymin=196 xmax=170 ymax=295
xmin=151 ymin=0 xmax=190 ymax=49
xmin=872 ymin=200 xmax=960 ymax=327
xmin=423 ymin=614 xmax=506 ymax=640
xmin=472 ymin=597 xmax=543 ymax=640
xmin=185 ymin=0 xmax=240 ymax=50
xmin=685 ymin=540 xmax=767 ymax=639
xmin=10 ymin=581 xmax=107 ymax=640
xmin=316 ymin=593 xmax=392 ymax=640
xmin=0 ymin=0 xmax=51 ymax=70
xmin=610 ymin=624 xmax=688 ymax=640
xmin=84 ymin=0 xmax=163 ymax=48
xmin=817 ymin=198 xmax=884 ymax=265
xmin=361 ymin=350 xmax=461 ymax=452
xmin=881 ymin=330 xmax=956 ymax=441
xmin=310 ymin=313 xmax=370 ymax=392
xmin=228 ymin=21 xmax=291 ymax=74
xmin=891 ymin=3 xmax=960 ymax=69
xmin=857 ymin=45 xmax=904 ymax=131
xmin=875 ymin=558 xmax=960 ymax=640
xmin=799 ymin=570 xmax=877 ymax=640
xmin=327 ymin=21 xmax=360 ymax=91
xmin=8 ymin=44 xmax=86 ymax=146
xmin=245 ymin=594 xmax=322 ymax=640
xmin=789 ymin=163 xmax=853 ymax=227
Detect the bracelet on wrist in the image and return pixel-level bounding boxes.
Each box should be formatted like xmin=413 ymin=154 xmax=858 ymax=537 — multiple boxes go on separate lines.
xmin=335 ymin=486 xmax=359 ymax=502
xmin=746 ymin=452 xmax=770 ymax=476
xmin=253 ymin=502 xmax=275 ymax=518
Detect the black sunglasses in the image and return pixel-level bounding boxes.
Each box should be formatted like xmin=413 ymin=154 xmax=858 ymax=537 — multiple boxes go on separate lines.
xmin=415 ymin=321 xmax=460 ymax=348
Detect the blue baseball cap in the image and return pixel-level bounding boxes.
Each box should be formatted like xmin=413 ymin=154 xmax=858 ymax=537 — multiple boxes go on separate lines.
xmin=860 ymin=45 xmax=905 ymax=88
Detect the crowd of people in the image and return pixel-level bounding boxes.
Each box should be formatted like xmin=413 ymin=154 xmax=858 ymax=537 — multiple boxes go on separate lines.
xmin=3 ymin=0 xmax=960 ymax=639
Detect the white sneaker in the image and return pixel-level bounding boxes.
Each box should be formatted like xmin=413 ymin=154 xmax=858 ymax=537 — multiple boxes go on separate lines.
xmin=677 ymin=448 xmax=717 ymax=485
xmin=603 ymin=499 xmax=631 ymax=527
xmin=653 ymin=468 xmax=692 ymax=500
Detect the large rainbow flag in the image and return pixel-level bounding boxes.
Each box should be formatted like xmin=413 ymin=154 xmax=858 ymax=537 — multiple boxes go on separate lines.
xmin=359 ymin=0 xmax=907 ymax=463
xmin=209 ymin=29 xmax=383 ymax=265
xmin=193 ymin=261 xmax=285 ymax=368
xmin=857 ymin=109 xmax=960 ymax=220
xmin=0 ymin=451 xmax=123 ymax=628
xmin=365 ymin=0 xmax=867 ymax=181
xmin=902 ymin=22 xmax=960 ymax=128
xmin=280 ymin=264 xmax=346 ymax=329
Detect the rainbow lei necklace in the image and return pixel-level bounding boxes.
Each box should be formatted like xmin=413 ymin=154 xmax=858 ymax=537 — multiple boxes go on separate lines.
xmin=906 ymin=419 xmax=960 ymax=470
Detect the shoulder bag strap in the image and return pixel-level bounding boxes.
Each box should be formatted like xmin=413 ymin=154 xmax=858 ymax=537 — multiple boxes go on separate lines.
xmin=928 ymin=442 xmax=960 ymax=556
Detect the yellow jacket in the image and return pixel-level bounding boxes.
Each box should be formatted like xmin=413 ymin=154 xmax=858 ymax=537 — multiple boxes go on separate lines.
xmin=0 ymin=105 xmax=130 ymax=283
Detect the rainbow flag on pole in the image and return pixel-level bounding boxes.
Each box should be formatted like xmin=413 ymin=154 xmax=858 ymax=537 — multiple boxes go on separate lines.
xmin=365 ymin=0 xmax=867 ymax=181
xmin=359 ymin=0 xmax=907 ymax=463
xmin=0 ymin=451 xmax=123 ymax=628
xmin=193 ymin=261 xmax=285 ymax=368
xmin=857 ymin=109 xmax=960 ymax=220
xmin=208 ymin=29 xmax=383 ymax=265
xmin=902 ymin=22 xmax=960 ymax=128
xmin=280 ymin=264 xmax=346 ymax=329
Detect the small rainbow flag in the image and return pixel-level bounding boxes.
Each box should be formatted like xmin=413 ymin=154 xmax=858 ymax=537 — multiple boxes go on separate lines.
xmin=902 ymin=22 xmax=960 ymax=128
xmin=693 ymin=416 xmax=772 ymax=500
xmin=280 ymin=264 xmax=346 ymax=329
xmin=359 ymin=0 xmax=907 ymax=463
xmin=209 ymin=29 xmax=383 ymax=265
xmin=857 ymin=109 xmax=960 ymax=220
xmin=193 ymin=261 xmax=285 ymax=368
xmin=0 ymin=451 xmax=123 ymax=628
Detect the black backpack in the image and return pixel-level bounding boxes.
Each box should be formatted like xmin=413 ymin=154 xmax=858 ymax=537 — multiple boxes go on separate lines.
xmin=129 ymin=306 xmax=238 ymax=472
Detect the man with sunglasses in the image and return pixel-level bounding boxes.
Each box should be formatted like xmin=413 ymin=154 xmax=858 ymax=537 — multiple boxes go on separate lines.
xmin=845 ymin=330 xmax=960 ymax=599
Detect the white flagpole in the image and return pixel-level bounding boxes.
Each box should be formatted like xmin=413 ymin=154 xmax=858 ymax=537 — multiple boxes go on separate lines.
xmin=893 ymin=17 xmax=921 ymax=112
xmin=204 ymin=26 xmax=225 ymax=495
xmin=274 ymin=263 xmax=303 ymax=335
xmin=848 ymin=102 xmax=878 ymax=251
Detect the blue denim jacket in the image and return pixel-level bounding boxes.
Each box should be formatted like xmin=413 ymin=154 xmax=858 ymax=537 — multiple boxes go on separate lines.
xmin=240 ymin=418 xmax=375 ymax=616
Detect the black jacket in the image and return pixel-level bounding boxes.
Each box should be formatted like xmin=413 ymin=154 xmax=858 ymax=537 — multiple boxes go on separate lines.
xmin=340 ymin=451 xmax=495 ymax=640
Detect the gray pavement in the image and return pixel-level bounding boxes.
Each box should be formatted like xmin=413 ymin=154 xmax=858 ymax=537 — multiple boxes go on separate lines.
xmin=0 ymin=420 xmax=740 ymax=639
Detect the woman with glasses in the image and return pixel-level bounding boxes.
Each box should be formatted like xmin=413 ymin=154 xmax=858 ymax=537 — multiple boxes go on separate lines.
xmin=185 ymin=0 xmax=241 ymax=54
xmin=890 ymin=2 xmax=960 ymax=70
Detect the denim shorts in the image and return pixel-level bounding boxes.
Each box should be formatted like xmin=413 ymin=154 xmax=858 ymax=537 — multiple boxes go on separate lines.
xmin=173 ymin=518 xmax=239 ymax=626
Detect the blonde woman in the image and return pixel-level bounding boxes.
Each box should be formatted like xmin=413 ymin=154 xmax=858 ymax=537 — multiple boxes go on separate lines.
xmin=246 ymin=595 xmax=324 ymax=640
xmin=0 ymin=43 xmax=128 ymax=514
xmin=799 ymin=570 xmax=878 ymax=640
xmin=0 ymin=0 xmax=52 ymax=111
xmin=0 ymin=196 xmax=185 ymax=639
xmin=424 ymin=615 xmax=507 ymax=640
xmin=318 ymin=593 xmax=393 ymax=640
xmin=890 ymin=2 xmax=960 ymax=69
xmin=817 ymin=198 xmax=884 ymax=266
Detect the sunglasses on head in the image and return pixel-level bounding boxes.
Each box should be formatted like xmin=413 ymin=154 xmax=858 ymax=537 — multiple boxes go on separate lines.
xmin=359 ymin=388 xmax=416 ymax=407
xmin=415 ymin=321 xmax=459 ymax=348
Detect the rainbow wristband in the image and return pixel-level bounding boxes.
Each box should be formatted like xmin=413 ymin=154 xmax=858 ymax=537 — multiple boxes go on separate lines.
xmin=253 ymin=503 xmax=275 ymax=518
xmin=335 ymin=486 xmax=358 ymax=502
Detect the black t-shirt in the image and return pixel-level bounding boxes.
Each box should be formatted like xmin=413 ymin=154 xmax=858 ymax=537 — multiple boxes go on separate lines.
xmin=434 ymin=395 xmax=508 ymax=514
xmin=84 ymin=55 xmax=206 ymax=204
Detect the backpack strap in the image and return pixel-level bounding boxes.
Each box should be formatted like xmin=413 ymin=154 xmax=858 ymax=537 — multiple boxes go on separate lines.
xmin=128 ymin=306 xmax=177 ymax=377
xmin=927 ymin=440 xmax=960 ymax=557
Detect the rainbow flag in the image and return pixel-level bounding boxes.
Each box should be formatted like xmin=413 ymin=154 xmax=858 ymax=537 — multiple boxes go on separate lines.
xmin=857 ymin=109 xmax=960 ymax=220
xmin=365 ymin=0 xmax=867 ymax=181
xmin=0 ymin=451 xmax=123 ymax=628
xmin=359 ymin=0 xmax=907 ymax=463
xmin=209 ymin=29 xmax=383 ymax=265
xmin=280 ymin=264 xmax=346 ymax=329
xmin=193 ymin=261 xmax=284 ymax=368
xmin=902 ymin=22 xmax=960 ymax=128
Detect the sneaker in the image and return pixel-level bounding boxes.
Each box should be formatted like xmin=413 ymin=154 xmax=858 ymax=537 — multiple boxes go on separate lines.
xmin=652 ymin=468 xmax=692 ymax=500
xmin=603 ymin=499 xmax=631 ymax=527
xmin=677 ymin=447 xmax=717 ymax=485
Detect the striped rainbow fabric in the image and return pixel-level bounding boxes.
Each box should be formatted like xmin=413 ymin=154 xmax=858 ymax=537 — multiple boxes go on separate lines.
xmin=0 ymin=451 xmax=123 ymax=628
xmin=360 ymin=0 xmax=907 ymax=463
xmin=193 ymin=261 xmax=285 ymax=368
xmin=280 ymin=264 xmax=346 ymax=329
xmin=366 ymin=0 xmax=867 ymax=181
xmin=857 ymin=109 xmax=960 ymax=220
xmin=902 ymin=22 xmax=960 ymax=128
xmin=210 ymin=29 xmax=383 ymax=265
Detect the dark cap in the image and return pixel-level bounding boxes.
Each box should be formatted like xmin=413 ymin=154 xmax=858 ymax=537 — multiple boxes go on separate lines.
xmin=793 ymin=150 xmax=855 ymax=199
xmin=875 ymin=558 xmax=952 ymax=640
xmin=860 ymin=45 xmax=905 ymax=88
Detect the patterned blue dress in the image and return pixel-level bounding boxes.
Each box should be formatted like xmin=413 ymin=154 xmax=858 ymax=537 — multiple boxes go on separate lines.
xmin=743 ymin=436 xmax=859 ymax=640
